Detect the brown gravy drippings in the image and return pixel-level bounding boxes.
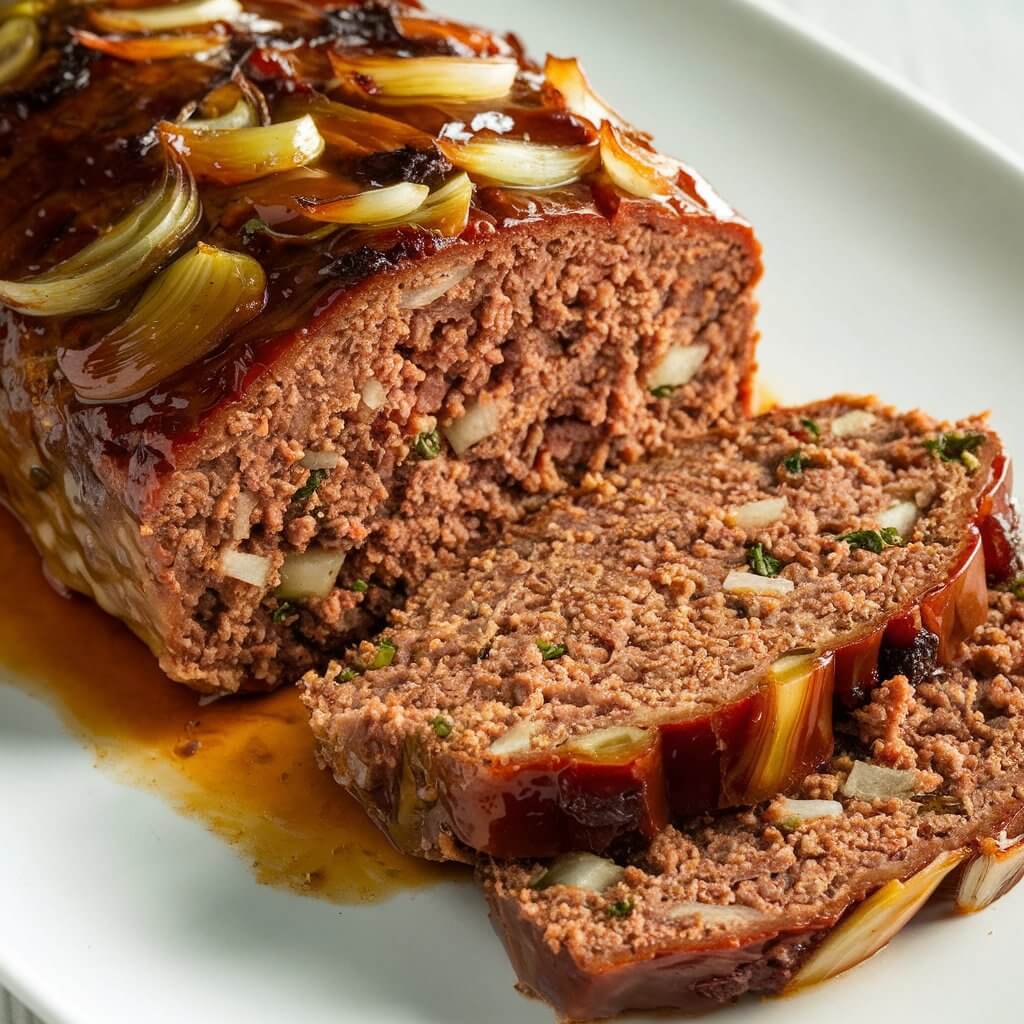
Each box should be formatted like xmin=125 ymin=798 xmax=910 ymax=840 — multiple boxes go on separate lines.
xmin=0 ymin=506 xmax=458 ymax=901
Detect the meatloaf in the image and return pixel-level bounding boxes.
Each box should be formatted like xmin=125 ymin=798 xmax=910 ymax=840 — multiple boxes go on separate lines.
xmin=0 ymin=1 xmax=760 ymax=694
xmin=302 ymin=397 xmax=1017 ymax=860
xmin=480 ymin=590 xmax=1024 ymax=1021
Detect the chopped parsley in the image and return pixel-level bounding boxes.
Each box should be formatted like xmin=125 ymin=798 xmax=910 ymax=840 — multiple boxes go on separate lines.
xmin=800 ymin=417 xmax=820 ymax=438
xmin=1007 ymin=575 xmax=1024 ymax=600
xmin=293 ymin=468 xmax=327 ymax=505
xmin=337 ymin=667 xmax=358 ymax=683
xmin=746 ymin=542 xmax=782 ymax=578
xmin=650 ymin=384 xmax=676 ymax=399
xmin=430 ymin=715 xmax=453 ymax=739
xmin=366 ymin=637 xmax=397 ymax=670
xmin=348 ymin=579 xmax=369 ymax=593
xmin=923 ymin=431 xmax=986 ymax=470
xmin=412 ymin=429 xmax=442 ymax=460
xmin=537 ymin=639 xmax=568 ymax=661
xmin=838 ymin=527 xmax=904 ymax=553
xmin=241 ymin=217 xmax=270 ymax=243
xmin=272 ymin=601 xmax=295 ymax=624
xmin=782 ymin=450 xmax=810 ymax=474
xmin=606 ymin=899 xmax=634 ymax=919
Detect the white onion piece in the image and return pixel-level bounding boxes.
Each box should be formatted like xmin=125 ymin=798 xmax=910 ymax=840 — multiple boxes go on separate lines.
xmin=831 ymin=409 xmax=877 ymax=438
xmin=727 ymin=496 xmax=788 ymax=531
xmin=443 ymin=399 xmax=500 ymax=456
xmin=956 ymin=833 xmax=1024 ymax=913
xmin=360 ymin=378 xmax=386 ymax=410
xmin=544 ymin=55 xmax=627 ymax=130
xmin=399 ymin=263 xmax=474 ymax=310
xmin=842 ymin=760 xmax=918 ymax=800
xmin=231 ymin=490 xmax=258 ymax=541
xmin=787 ymin=850 xmax=965 ymax=992
xmin=723 ymin=571 xmax=794 ymax=598
xmin=185 ymin=97 xmax=257 ymax=133
xmin=437 ymin=136 xmax=599 ymax=188
xmin=666 ymin=902 xmax=767 ymax=926
xmin=89 ymin=0 xmax=241 ymax=31
xmin=329 ymin=53 xmax=518 ymax=102
xmin=300 ymin=450 xmax=342 ymax=470
xmin=276 ymin=548 xmax=345 ymax=600
xmin=876 ymin=500 xmax=919 ymax=539
xmin=488 ymin=720 xmax=539 ymax=757
xmin=221 ymin=549 xmax=270 ymax=587
xmin=0 ymin=16 xmax=39 ymax=88
xmin=566 ymin=725 xmax=650 ymax=761
xmin=532 ymin=852 xmax=624 ymax=892
xmin=774 ymin=798 xmax=844 ymax=824
xmin=647 ymin=343 xmax=708 ymax=391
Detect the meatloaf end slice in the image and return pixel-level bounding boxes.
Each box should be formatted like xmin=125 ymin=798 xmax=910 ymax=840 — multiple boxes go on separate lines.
xmin=479 ymin=591 xmax=1024 ymax=1021
xmin=302 ymin=397 xmax=1017 ymax=860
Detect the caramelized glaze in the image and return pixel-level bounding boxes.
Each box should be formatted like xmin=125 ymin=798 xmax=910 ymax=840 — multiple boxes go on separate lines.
xmin=0 ymin=506 xmax=457 ymax=901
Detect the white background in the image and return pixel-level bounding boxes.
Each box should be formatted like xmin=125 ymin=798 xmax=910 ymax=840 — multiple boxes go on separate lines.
xmin=4 ymin=1 xmax=1022 ymax=1021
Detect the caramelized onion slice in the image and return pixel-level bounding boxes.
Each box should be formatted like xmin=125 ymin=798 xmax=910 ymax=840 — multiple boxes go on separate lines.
xmin=544 ymin=55 xmax=627 ymax=130
xmin=0 ymin=148 xmax=200 ymax=316
xmin=297 ymin=182 xmax=428 ymax=225
xmin=89 ymin=0 xmax=242 ymax=32
xmin=394 ymin=15 xmax=511 ymax=57
xmin=70 ymin=28 xmax=225 ymax=62
xmin=160 ymin=115 xmax=324 ymax=185
xmin=328 ymin=51 xmax=517 ymax=102
xmin=59 ymin=243 xmax=266 ymax=402
xmin=0 ymin=16 xmax=39 ymax=87
xmin=185 ymin=96 xmax=258 ymax=131
xmin=600 ymin=122 xmax=675 ymax=200
xmin=437 ymin=136 xmax=598 ymax=188
xmin=373 ymin=172 xmax=473 ymax=238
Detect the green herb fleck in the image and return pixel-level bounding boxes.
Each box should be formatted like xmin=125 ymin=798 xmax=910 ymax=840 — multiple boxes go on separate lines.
xmin=367 ymin=637 xmax=396 ymax=670
xmin=1006 ymin=575 xmax=1024 ymax=600
xmin=800 ymin=417 xmax=820 ymax=438
xmin=650 ymin=384 xmax=676 ymax=399
xmin=838 ymin=527 xmax=904 ymax=553
xmin=412 ymin=429 xmax=442 ymax=460
xmin=337 ymin=667 xmax=359 ymax=683
xmin=923 ymin=431 xmax=986 ymax=471
xmin=348 ymin=579 xmax=369 ymax=593
xmin=606 ymin=899 xmax=634 ymax=919
xmin=293 ymin=467 xmax=327 ymax=505
xmin=746 ymin=542 xmax=782 ymax=578
xmin=536 ymin=639 xmax=568 ymax=661
xmin=431 ymin=715 xmax=453 ymax=738
xmin=272 ymin=601 xmax=295 ymax=624
xmin=782 ymin=450 xmax=810 ymax=474
xmin=241 ymin=217 xmax=270 ymax=243
xmin=778 ymin=815 xmax=802 ymax=833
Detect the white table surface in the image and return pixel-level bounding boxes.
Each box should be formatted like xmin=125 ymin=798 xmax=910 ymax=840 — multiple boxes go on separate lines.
xmin=3 ymin=2 xmax=1020 ymax=1021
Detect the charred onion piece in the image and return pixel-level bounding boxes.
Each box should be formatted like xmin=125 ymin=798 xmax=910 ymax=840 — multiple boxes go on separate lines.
xmin=600 ymin=122 xmax=675 ymax=200
xmin=394 ymin=15 xmax=510 ymax=57
xmin=159 ymin=115 xmax=324 ymax=185
xmin=88 ymin=0 xmax=241 ymax=32
xmin=436 ymin=136 xmax=599 ymax=188
xmin=373 ymin=172 xmax=473 ymax=237
xmin=544 ymin=55 xmax=627 ymax=130
xmin=956 ymin=833 xmax=1024 ymax=913
xmin=296 ymin=182 xmax=429 ymax=225
xmin=59 ymin=243 xmax=266 ymax=402
xmin=786 ymin=849 xmax=966 ymax=991
xmin=0 ymin=16 xmax=39 ymax=87
xmin=0 ymin=148 xmax=200 ymax=316
xmin=70 ymin=28 xmax=226 ymax=62
xmin=328 ymin=51 xmax=517 ymax=102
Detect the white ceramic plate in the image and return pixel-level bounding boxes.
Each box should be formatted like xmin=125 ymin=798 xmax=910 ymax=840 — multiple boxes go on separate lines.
xmin=3 ymin=1 xmax=1024 ymax=1021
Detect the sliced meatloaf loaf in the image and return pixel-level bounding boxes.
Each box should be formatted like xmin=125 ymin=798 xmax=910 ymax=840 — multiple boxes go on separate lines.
xmin=302 ymin=397 xmax=1017 ymax=860
xmin=0 ymin=2 xmax=760 ymax=694
xmin=480 ymin=591 xmax=1024 ymax=1020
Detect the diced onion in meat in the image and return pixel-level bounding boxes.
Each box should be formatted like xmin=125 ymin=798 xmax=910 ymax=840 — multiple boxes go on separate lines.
xmin=647 ymin=342 xmax=708 ymax=392
xmin=399 ymin=264 xmax=474 ymax=309
xmin=599 ymin=122 xmax=675 ymax=200
xmin=277 ymin=548 xmax=345 ymax=600
xmin=773 ymin=797 xmax=843 ymax=823
xmin=159 ymin=115 xmax=325 ymax=185
xmin=360 ymin=377 xmax=386 ymax=410
xmin=300 ymin=450 xmax=341 ymax=470
xmin=328 ymin=52 xmax=517 ymax=102
xmin=565 ymin=725 xmax=650 ymax=762
xmin=544 ymin=55 xmax=627 ymax=130
xmin=727 ymin=496 xmax=788 ymax=531
xmin=88 ymin=0 xmax=241 ymax=32
xmin=876 ymin=500 xmax=919 ymax=539
xmin=787 ymin=850 xmax=965 ymax=992
xmin=296 ymin=182 xmax=429 ymax=225
xmin=437 ymin=136 xmax=599 ymax=189
xmin=841 ymin=760 xmax=918 ymax=800
xmin=723 ymin=571 xmax=794 ymax=598
xmin=666 ymin=902 xmax=767 ymax=926
xmin=956 ymin=832 xmax=1024 ymax=913
xmin=232 ymin=490 xmax=258 ymax=541
xmin=532 ymin=852 xmax=624 ymax=892
xmin=442 ymin=398 xmax=500 ymax=456
xmin=488 ymin=719 xmax=538 ymax=757
xmin=70 ymin=28 xmax=226 ymax=62
xmin=221 ymin=548 xmax=271 ymax=587
xmin=831 ymin=409 xmax=877 ymax=438
xmin=0 ymin=16 xmax=40 ymax=86
xmin=0 ymin=146 xmax=199 ymax=316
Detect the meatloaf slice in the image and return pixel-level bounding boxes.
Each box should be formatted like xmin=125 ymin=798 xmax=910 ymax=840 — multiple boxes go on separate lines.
xmin=302 ymin=398 xmax=1017 ymax=860
xmin=0 ymin=2 xmax=760 ymax=694
xmin=479 ymin=591 xmax=1024 ymax=1020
